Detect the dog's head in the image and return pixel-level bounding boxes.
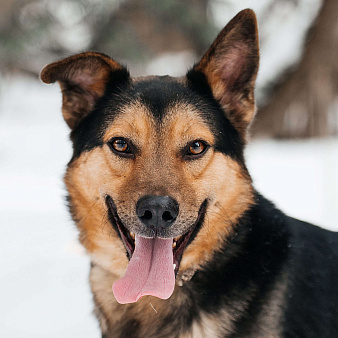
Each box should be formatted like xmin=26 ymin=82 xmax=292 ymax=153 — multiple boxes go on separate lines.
xmin=41 ymin=9 xmax=259 ymax=303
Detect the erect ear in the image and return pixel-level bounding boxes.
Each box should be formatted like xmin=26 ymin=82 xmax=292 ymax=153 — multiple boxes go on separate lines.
xmin=40 ymin=52 xmax=129 ymax=130
xmin=187 ymin=9 xmax=259 ymax=137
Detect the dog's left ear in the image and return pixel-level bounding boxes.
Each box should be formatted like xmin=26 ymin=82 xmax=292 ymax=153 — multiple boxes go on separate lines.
xmin=187 ymin=9 xmax=259 ymax=136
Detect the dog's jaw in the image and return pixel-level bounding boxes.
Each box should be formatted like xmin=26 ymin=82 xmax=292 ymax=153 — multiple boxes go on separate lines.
xmin=105 ymin=195 xmax=208 ymax=302
xmin=106 ymin=195 xmax=207 ymax=274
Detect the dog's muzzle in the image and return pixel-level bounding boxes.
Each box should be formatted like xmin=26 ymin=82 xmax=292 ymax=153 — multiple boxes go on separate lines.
xmin=136 ymin=195 xmax=179 ymax=230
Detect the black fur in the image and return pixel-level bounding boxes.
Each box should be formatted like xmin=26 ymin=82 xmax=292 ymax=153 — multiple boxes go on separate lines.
xmin=170 ymin=193 xmax=290 ymax=335
xmin=120 ymin=319 xmax=141 ymax=337
xmin=168 ymin=193 xmax=338 ymax=337
xmin=283 ymin=221 xmax=338 ymax=337
xmin=70 ymin=75 xmax=245 ymax=165
xmin=69 ymin=69 xmax=131 ymax=161
xmin=186 ymin=68 xmax=246 ymax=164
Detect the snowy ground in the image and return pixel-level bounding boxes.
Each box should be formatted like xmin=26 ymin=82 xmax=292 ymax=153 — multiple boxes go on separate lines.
xmin=1 ymin=77 xmax=337 ymax=337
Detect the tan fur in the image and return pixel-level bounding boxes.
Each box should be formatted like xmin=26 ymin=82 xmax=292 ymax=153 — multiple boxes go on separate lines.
xmin=91 ymin=264 xmax=193 ymax=337
xmin=91 ymin=264 xmax=231 ymax=337
xmin=64 ymin=97 xmax=256 ymax=336
xmin=90 ymin=263 xmax=259 ymax=337
xmin=65 ymin=150 xmax=129 ymax=276
xmin=179 ymin=156 xmax=253 ymax=273
xmin=65 ymin=100 xmax=253 ymax=282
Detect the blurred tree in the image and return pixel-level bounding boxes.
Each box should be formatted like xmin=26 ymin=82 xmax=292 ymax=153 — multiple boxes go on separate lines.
xmin=253 ymin=0 xmax=338 ymax=138
xmin=90 ymin=0 xmax=215 ymax=56
xmin=0 ymin=0 xmax=217 ymax=76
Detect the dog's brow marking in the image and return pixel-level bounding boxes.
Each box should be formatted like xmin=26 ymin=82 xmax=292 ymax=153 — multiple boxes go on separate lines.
xmin=150 ymin=303 xmax=158 ymax=313
xmin=182 ymin=122 xmax=198 ymax=134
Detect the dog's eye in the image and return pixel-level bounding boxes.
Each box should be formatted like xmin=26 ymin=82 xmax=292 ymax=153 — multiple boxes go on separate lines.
xmin=186 ymin=140 xmax=208 ymax=157
xmin=108 ymin=138 xmax=133 ymax=157
xmin=112 ymin=139 xmax=129 ymax=152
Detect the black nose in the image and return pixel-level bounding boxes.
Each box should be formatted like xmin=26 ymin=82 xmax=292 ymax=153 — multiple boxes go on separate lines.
xmin=136 ymin=195 xmax=179 ymax=230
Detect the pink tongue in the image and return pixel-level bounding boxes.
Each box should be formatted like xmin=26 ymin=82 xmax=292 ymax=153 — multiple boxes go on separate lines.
xmin=113 ymin=235 xmax=175 ymax=304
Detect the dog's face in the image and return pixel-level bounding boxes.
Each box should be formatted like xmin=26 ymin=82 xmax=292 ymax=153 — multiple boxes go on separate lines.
xmin=41 ymin=9 xmax=259 ymax=302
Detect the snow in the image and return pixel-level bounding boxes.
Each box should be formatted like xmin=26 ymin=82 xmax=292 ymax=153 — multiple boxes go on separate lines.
xmin=1 ymin=77 xmax=337 ymax=337
xmin=246 ymin=138 xmax=338 ymax=231
xmin=0 ymin=77 xmax=100 ymax=337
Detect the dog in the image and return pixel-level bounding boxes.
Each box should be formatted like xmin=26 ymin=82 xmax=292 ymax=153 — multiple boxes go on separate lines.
xmin=41 ymin=9 xmax=338 ymax=337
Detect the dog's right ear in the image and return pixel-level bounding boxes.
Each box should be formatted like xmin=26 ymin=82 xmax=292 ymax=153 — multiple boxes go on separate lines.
xmin=186 ymin=9 xmax=259 ymax=138
xmin=40 ymin=52 xmax=129 ymax=130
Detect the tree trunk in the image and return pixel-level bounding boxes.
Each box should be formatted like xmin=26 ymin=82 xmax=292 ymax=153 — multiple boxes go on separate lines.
xmin=252 ymin=0 xmax=338 ymax=138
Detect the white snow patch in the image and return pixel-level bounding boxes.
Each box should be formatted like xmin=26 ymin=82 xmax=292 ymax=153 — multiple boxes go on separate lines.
xmin=246 ymin=138 xmax=338 ymax=231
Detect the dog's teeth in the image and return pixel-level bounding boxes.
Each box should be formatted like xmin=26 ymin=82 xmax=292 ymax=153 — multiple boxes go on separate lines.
xmin=173 ymin=264 xmax=176 ymax=270
xmin=174 ymin=236 xmax=181 ymax=241
xmin=130 ymin=232 xmax=135 ymax=240
xmin=172 ymin=242 xmax=176 ymax=249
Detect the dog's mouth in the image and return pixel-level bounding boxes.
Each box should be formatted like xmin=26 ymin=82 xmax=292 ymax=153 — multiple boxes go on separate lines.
xmin=106 ymin=196 xmax=207 ymax=304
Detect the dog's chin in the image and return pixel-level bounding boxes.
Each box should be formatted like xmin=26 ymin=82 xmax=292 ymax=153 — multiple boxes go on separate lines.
xmin=106 ymin=195 xmax=207 ymax=276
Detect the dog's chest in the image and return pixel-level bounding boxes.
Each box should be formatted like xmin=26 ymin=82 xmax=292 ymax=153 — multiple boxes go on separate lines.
xmin=91 ymin=264 xmax=286 ymax=337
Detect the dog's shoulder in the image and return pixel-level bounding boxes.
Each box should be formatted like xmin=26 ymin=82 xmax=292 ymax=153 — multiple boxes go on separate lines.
xmin=287 ymin=216 xmax=338 ymax=256
xmin=280 ymin=212 xmax=338 ymax=336
xmin=231 ymin=194 xmax=338 ymax=337
xmin=285 ymin=213 xmax=338 ymax=276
